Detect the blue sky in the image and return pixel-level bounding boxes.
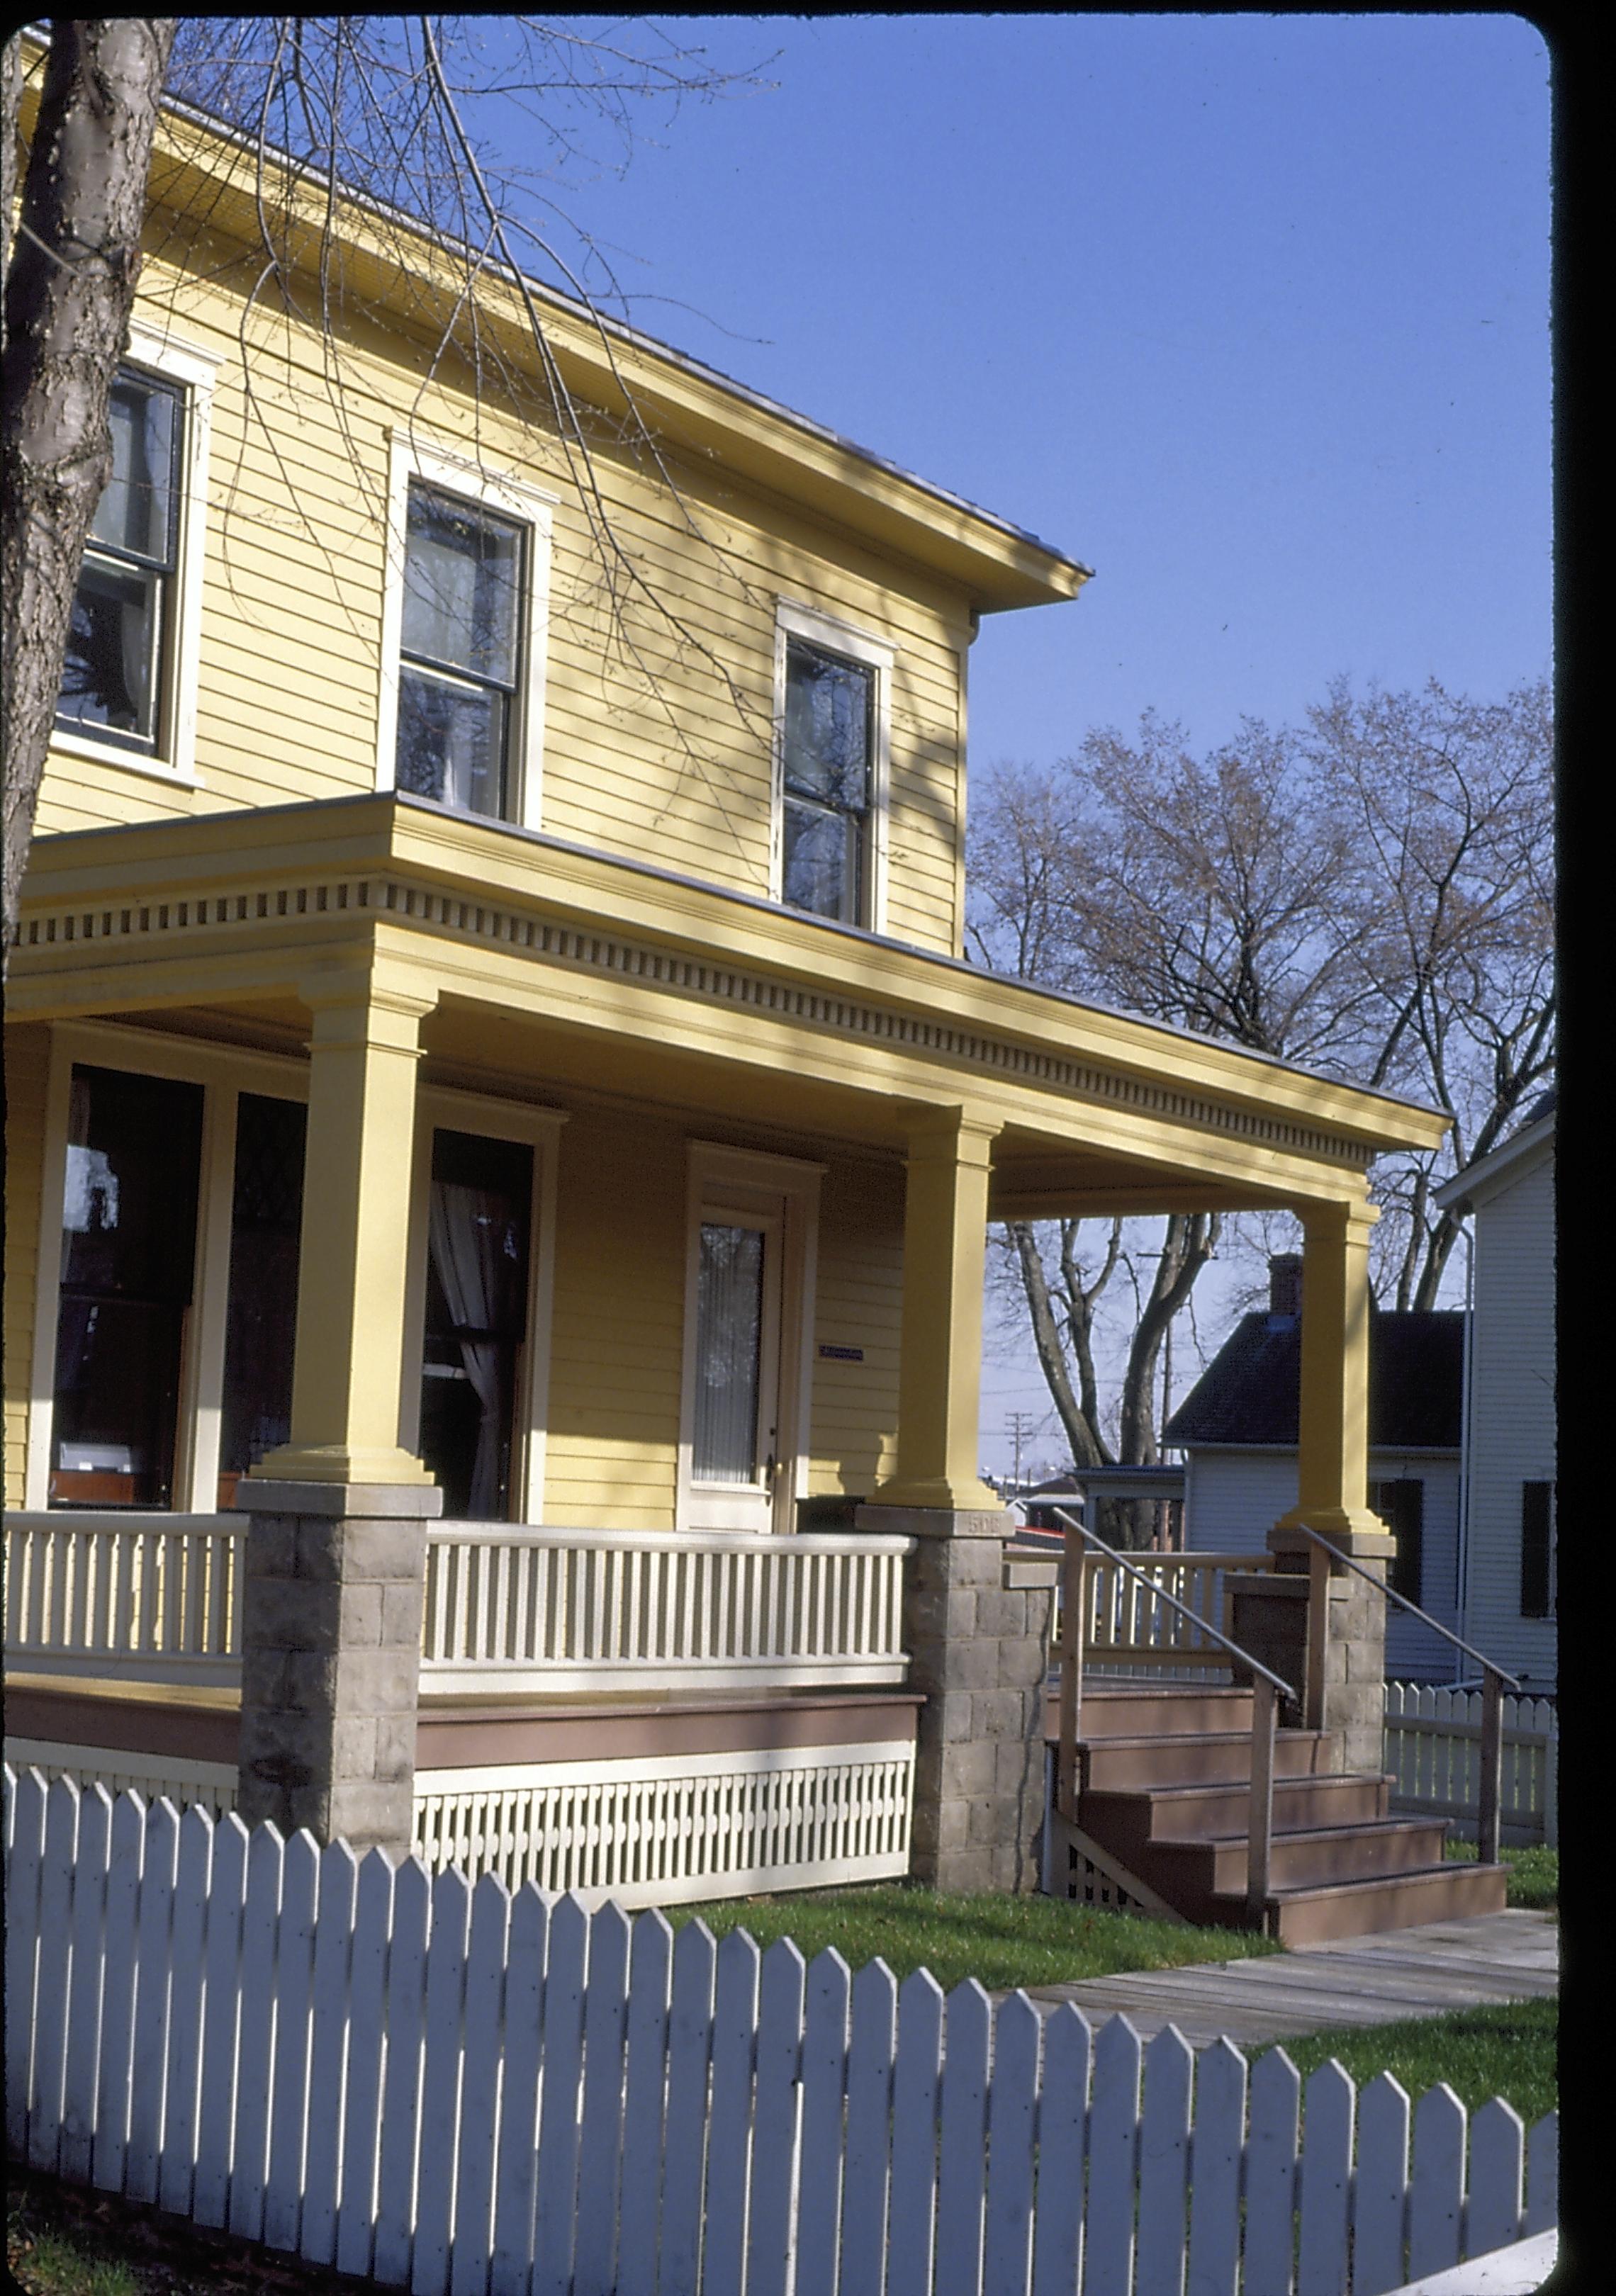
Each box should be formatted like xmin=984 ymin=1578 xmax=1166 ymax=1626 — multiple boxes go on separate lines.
xmin=522 ymin=14 xmax=1552 ymax=1473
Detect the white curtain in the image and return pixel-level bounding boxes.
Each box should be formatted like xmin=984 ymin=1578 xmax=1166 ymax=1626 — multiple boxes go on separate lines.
xmin=427 ymin=1182 xmax=507 ymax=1517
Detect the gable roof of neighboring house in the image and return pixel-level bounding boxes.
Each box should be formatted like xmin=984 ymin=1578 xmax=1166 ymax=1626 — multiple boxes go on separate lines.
xmin=1432 ymin=1087 xmax=1556 ymax=1216
xmin=1163 ymin=1310 xmax=1465 ymax=1452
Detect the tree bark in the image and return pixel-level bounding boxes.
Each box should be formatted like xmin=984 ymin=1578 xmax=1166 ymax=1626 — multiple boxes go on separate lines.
xmin=2 ymin=20 xmax=176 ymax=976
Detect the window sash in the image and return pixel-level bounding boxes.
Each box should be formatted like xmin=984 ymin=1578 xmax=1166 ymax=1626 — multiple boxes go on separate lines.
xmin=397 ymin=483 xmax=524 ymax=817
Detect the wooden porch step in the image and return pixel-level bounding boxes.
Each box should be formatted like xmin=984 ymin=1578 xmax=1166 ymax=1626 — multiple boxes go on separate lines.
xmin=1081 ymin=1727 xmax=1333 ymax=1791
xmin=1058 ymin=1683 xmax=1256 ymax=1740
xmin=1082 ymin=1771 xmax=1393 ymax=1850
xmin=1154 ymin=1818 xmax=1452 ymax=1903
xmin=1222 ymin=1859 xmax=1510 ymax=1948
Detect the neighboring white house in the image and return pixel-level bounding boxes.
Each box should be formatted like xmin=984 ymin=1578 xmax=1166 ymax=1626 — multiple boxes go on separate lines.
xmin=1163 ymin=1258 xmax=1464 ymax=1679
xmin=1434 ymin=1090 xmax=1557 ymax=1693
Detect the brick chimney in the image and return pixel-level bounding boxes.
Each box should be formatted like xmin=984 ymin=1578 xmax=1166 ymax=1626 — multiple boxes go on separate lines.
xmin=1268 ymin=1253 xmax=1303 ymax=1320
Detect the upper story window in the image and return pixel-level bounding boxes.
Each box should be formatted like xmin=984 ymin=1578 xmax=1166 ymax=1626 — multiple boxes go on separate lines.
xmin=773 ymin=602 xmax=892 ymax=930
xmin=50 ymin=328 xmax=218 ymax=784
xmin=396 ymin=483 xmax=525 ymax=818
xmin=380 ymin=433 xmax=554 ymax=830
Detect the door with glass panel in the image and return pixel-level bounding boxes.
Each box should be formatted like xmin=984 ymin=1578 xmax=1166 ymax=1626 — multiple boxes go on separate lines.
xmin=682 ymin=1206 xmax=785 ymax=1536
xmin=415 ymin=1128 xmax=534 ymax=1519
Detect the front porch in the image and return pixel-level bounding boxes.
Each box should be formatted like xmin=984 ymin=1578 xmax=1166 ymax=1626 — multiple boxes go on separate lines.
xmin=5 ymin=791 xmax=1450 ymax=1905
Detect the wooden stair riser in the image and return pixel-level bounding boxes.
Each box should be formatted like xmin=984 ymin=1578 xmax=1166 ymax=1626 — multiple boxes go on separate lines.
xmin=1057 ymin=1687 xmax=1256 ymax=1741
xmin=1158 ymin=1819 xmax=1452 ymax=1901
xmin=1242 ymin=1860 xmax=1510 ymax=1948
xmin=1080 ymin=1729 xmax=1332 ymax=1791
xmin=1078 ymin=1774 xmax=1391 ymax=1867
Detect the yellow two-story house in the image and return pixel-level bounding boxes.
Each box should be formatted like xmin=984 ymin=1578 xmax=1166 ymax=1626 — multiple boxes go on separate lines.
xmin=4 ymin=87 xmax=1461 ymax=1917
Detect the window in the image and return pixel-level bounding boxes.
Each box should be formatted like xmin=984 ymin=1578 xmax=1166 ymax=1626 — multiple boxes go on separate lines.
xmin=218 ymin=1093 xmax=308 ymax=1505
xmin=1520 ymin=1480 xmax=1556 ymax=1618
xmin=50 ymin=1066 xmax=204 ymax=1508
xmin=50 ymin=330 xmax=216 ymax=780
xmin=56 ymin=366 xmax=183 ymax=754
xmin=774 ymin=604 xmax=891 ymax=929
xmin=379 ymin=434 xmax=554 ymax=828
xmin=395 ymin=484 xmax=524 ymax=817
xmin=1370 ymin=1478 xmax=1425 ymax=1606
xmin=417 ymin=1128 xmax=534 ymax=1519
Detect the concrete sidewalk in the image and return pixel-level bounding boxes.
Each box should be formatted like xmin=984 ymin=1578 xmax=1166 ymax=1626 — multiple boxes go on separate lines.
xmin=1014 ymin=1908 xmax=1557 ymax=2047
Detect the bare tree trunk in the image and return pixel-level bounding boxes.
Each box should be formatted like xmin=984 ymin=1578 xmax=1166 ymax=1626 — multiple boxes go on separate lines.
xmin=2 ymin=20 xmax=176 ymax=976
xmin=1108 ymin=1210 xmax=1220 ymax=1548
xmin=1008 ymin=1220 xmax=1111 ymax=1470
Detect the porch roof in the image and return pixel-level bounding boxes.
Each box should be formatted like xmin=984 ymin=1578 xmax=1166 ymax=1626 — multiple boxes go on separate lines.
xmin=10 ymin=792 xmax=1447 ymax=1214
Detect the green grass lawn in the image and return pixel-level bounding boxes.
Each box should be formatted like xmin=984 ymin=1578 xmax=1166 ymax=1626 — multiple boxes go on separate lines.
xmin=672 ymin=1881 xmax=1283 ymax=1993
xmin=1278 ymin=1994 xmax=1558 ymax=2125
xmin=6 ymin=2168 xmax=359 ymax=2296
xmin=1444 ymin=1840 xmax=1559 ymax=1910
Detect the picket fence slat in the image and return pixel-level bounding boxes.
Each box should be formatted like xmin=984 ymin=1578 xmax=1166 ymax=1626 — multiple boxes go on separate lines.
xmin=126 ymin=1795 xmax=179 ymax=2206
xmin=1029 ymin=2003 xmax=1088 ymax=2296
xmin=1298 ymin=2061 xmax=1354 ymax=2296
xmin=1135 ymin=2024 xmax=1193 ymax=2296
xmin=887 ymin=1969 xmax=946 ymax=2296
xmin=574 ymin=1898 xmax=634 ymax=2296
xmin=1184 ymin=2035 xmax=1245 ymax=2296
xmin=705 ymin=1925 xmax=763 ymax=2296
xmin=1244 ymin=2047 xmax=1301 ymax=2296
xmin=157 ymin=1802 xmax=213 ymax=2215
xmin=374 ymin=1857 xmax=432 ymax=2287
xmin=337 ymin=1848 xmax=394 ymax=2279
xmin=533 ymin=1891 xmax=590 ymax=2296
xmin=416 ymin=1867 xmax=473 ymax=2296
xmin=748 ymin=1938 xmax=808 ymax=2296
xmin=194 ymin=1814 xmax=250 ymax=2230
xmin=1352 ymin=2074 xmax=1411 ymax=2296
xmin=935 ymin=1981 xmax=991 ymax=2296
xmin=1087 ymin=2013 xmax=1143 ymax=2296
xmin=30 ymin=1774 xmax=82 ymax=2173
xmin=61 ymin=1784 xmax=113 ymax=2185
xmin=228 ymin=1821 xmax=284 ymax=2243
xmin=1408 ymin=2086 xmax=1466 ymax=2283
xmin=1 ymin=1766 xmax=1561 ymax=2296
xmin=1466 ymin=2099 xmax=1525 ymax=2261
xmin=842 ymin=1957 xmax=898 ymax=2296
xmin=613 ymin=1906 xmax=671 ymax=2296
xmin=658 ymin=1918 xmax=717 ymax=2296
xmin=795 ymin=1947 xmax=851 ymax=2296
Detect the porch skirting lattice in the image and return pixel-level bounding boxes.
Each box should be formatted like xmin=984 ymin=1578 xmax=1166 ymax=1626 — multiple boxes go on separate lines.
xmin=3 ymin=1736 xmax=915 ymax=1907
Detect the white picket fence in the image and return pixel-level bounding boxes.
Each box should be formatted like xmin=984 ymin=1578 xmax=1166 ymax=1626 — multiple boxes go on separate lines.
xmin=5 ymin=1767 xmax=1555 ymax=2296
xmin=1384 ymin=1684 xmax=1558 ymax=1850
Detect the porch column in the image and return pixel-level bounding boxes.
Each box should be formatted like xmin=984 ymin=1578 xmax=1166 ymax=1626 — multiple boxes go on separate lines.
xmin=1230 ymin=1195 xmax=1394 ymax=1769
xmin=234 ymin=955 xmax=442 ymax=1859
xmin=869 ymin=1106 xmax=1001 ymax=1512
xmin=861 ymin=1108 xmax=1052 ymax=1893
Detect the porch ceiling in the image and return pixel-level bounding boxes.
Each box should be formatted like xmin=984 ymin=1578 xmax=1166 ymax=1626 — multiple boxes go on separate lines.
xmin=10 ymin=792 xmax=1448 ymax=1212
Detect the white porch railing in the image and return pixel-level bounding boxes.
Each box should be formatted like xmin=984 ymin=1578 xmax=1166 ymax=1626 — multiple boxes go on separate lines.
xmin=4 ymin=1514 xmax=241 ymax=1687
xmin=1384 ymin=1680 xmax=1559 ymax=1850
xmin=1050 ymin=1547 xmax=1273 ymax=1674
xmin=419 ymin=1523 xmax=914 ymax=1692
xmin=4 ymin=1513 xmax=914 ymax=1695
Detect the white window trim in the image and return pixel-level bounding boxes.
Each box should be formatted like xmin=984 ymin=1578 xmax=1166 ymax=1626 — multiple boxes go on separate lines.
xmin=676 ymin=1140 xmax=824 ymax=1536
xmin=772 ymin=600 xmax=894 ymax=935
xmin=49 ymin=320 xmax=219 ymax=787
xmin=400 ymin=1088 xmax=568 ymax=1524
xmin=25 ymin=1022 xmax=309 ymax=1513
xmin=377 ymin=429 xmax=556 ymax=832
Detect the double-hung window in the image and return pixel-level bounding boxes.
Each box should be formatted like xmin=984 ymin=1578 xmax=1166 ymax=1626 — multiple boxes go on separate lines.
xmin=56 ymin=365 xmax=184 ymax=755
xmin=774 ymin=604 xmax=891 ymax=930
xmin=395 ymin=482 xmax=524 ymax=818
xmin=381 ymin=436 xmax=554 ymax=828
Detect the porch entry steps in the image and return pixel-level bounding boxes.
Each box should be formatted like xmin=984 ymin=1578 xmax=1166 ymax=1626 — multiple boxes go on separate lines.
xmin=1054 ymin=1680 xmax=1509 ymax=1947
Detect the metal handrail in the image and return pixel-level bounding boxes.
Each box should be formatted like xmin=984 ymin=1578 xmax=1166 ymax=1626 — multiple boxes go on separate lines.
xmin=1051 ymin=1509 xmax=1291 ymax=1929
xmin=1050 ymin=1512 xmax=1294 ymax=1699
xmin=1291 ymin=1524 xmax=1518 ymax=1867
xmin=1289 ymin=1524 xmax=1521 ymax=1690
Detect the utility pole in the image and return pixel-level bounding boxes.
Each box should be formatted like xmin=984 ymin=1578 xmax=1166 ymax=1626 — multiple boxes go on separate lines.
xmin=1004 ymin=1410 xmax=1036 ymax=1497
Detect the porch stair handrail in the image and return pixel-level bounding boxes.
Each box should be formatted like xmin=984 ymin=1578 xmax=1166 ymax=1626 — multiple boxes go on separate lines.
xmin=1290 ymin=1522 xmax=1520 ymax=1867
xmin=1050 ymin=1509 xmax=1295 ymax=1927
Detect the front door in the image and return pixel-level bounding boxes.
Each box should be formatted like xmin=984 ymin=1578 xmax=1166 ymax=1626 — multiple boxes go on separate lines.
xmin=681 ymin=1205 xmax=785 ymax=1535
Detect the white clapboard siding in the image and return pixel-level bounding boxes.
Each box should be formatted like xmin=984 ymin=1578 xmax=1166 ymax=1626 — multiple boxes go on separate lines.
xmin=1383 ymin=1683 xmax=1559 ymax=1849
xmin=4 ymin=1767 xmax=1558 ymax=2296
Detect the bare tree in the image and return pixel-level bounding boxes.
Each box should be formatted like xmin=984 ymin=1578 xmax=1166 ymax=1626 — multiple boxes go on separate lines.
xmin=970 ymin=677 xmax=1554 ymax=1536
xmin=3 ymin=17 xmax=770 ymax=969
